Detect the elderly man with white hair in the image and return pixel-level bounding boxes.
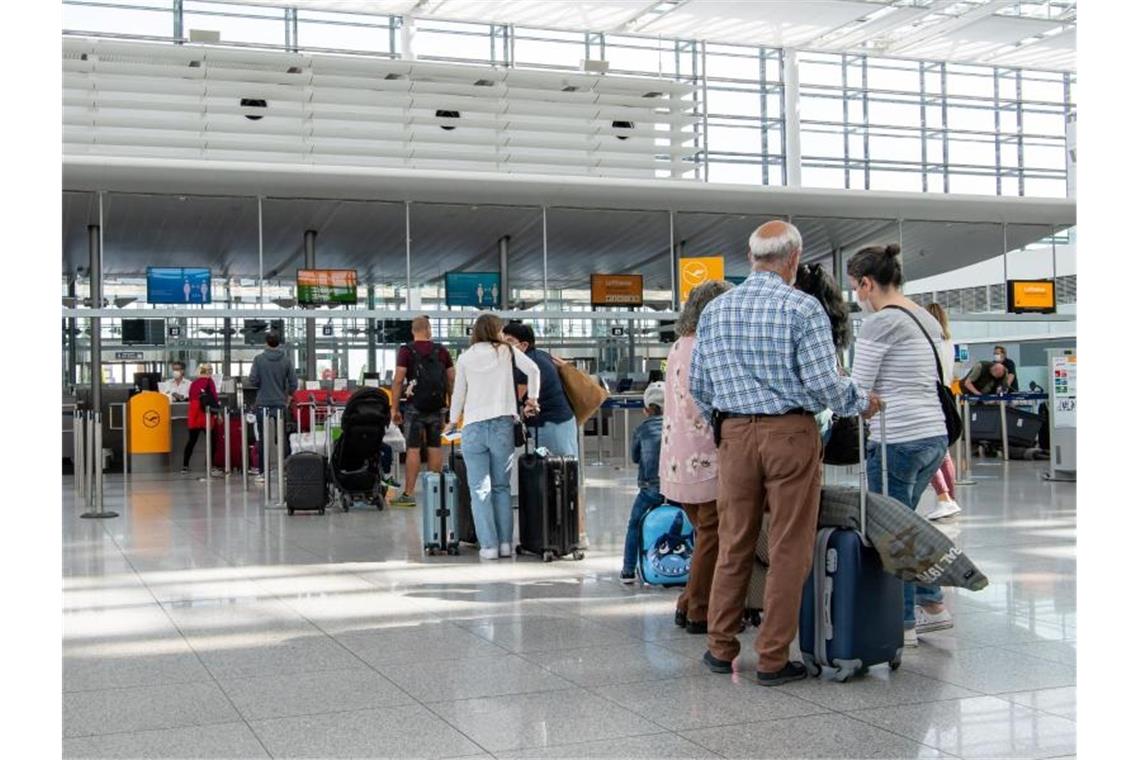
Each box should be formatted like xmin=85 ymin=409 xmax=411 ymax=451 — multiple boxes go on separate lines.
xmin=689 ymin=220 xmax=880 ymax=686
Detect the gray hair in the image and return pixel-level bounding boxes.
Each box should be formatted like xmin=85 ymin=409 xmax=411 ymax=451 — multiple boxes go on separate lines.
xmin=748 ymin=221 xmax=803 ymax=266
xmin=676 ymin=280 xmax=733 ymax=337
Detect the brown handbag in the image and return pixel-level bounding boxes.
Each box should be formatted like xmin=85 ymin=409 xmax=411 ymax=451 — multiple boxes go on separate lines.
xmin=557 ymin=362 xmax=609 ymax=425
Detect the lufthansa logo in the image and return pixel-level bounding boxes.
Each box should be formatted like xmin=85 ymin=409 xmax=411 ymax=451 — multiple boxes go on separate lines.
xmin=143 ymin=410 xmax=161 ymax=428
xmin=682 ymin=260 xmax=708 ymax=285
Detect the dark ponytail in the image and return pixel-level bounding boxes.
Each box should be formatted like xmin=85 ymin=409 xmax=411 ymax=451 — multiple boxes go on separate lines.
xmin=846 ymin=243 xmax=903 ymax=289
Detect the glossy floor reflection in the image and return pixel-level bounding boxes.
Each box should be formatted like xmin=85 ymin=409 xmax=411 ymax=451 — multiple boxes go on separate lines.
xmin=62 ymin=458 xmax=1076 ymax=759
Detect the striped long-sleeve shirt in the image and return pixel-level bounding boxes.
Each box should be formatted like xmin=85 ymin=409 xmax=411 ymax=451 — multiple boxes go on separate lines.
xmin=689 ymin=271 xmax=867 ymax=420
xmin=851 ymin=306 xmax=946 ymax=444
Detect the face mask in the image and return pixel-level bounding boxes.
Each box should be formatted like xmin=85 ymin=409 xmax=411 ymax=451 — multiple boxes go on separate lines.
xmin=993 ymin=354 xmax=1003 ymax=363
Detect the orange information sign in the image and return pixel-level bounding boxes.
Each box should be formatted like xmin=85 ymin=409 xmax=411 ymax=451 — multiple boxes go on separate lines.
xmin=1007 ymin=279 xmax=1056 ymax=314
xmin=679 ymin=256 xmax=725 ymax=302
xmin=590 ymin=274 xmax=644 ymax=306
xmin=128 ymin=391 xmax=172 ymax=454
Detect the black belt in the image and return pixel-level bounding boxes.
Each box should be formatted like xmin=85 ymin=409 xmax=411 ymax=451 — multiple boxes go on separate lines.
xmin=720 ymin=409 xmax=812 ymax=420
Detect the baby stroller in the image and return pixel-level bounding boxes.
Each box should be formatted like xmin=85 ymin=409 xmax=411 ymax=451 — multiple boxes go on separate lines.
xmin=329 ymin=387 xmax=392 ymax=512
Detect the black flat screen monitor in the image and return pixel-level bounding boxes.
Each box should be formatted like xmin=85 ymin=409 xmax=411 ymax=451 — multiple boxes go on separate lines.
xmin=243 ymin=319 xmax=285 ymax=346
xmin=133 ymin=372 xmax=162 ymax=392
xmin=121 ymin=318 xmax=166 ymax=346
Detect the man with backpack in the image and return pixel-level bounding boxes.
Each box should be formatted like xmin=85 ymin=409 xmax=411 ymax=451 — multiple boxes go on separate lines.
xmin=390 ymin=316 xmax=455 ymax=506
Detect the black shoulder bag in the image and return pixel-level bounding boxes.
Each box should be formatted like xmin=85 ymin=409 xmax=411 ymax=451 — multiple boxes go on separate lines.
xmin=883 ymin=305 xmax=962 ymax=445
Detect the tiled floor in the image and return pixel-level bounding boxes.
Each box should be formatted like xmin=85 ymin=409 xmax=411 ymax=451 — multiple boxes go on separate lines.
xmin=62 ymin=457 xmax=1076 ymax=759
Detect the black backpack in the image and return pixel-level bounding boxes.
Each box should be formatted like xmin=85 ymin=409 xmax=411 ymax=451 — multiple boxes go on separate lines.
xmin=405 ymin=343 xmax=448 ymax=413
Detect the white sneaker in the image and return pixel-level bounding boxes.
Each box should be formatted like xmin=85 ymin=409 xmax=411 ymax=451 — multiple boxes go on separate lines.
xmin=904 ymin=628 xmax=919 ymax=648
xmin=479 ymin=548 xmax=499 ymax=561
xmin=499 ymin=543 xmax=513 ymax=558
xmin=915 ymin=606 xmax=954 ymax=633
xmin=924 ymin=499 xmax=962 ymax=521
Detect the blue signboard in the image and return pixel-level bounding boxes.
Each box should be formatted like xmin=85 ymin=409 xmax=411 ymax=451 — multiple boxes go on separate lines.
xmin=445 ymin=271 xmax=501 ymax=309
xmin=147 ymin=267 xmax=212 ymax=304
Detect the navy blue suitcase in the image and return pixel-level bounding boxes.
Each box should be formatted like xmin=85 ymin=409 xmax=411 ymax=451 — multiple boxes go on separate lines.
xmin=799 ymin=410 xmax=904 ymax=682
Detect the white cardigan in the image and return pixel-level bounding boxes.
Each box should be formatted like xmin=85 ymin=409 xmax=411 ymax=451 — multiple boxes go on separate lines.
xmin=449 ymin=343 xmax=540 ymax=426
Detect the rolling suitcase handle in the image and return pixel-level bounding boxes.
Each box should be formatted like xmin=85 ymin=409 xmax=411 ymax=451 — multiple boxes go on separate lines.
xmin=855 ymin=401 xmax=888 ymax=537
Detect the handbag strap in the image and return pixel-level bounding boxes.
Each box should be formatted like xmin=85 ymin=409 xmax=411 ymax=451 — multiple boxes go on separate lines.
xmin=882 ymin=305 xmax=946 ymax=388
xmin=506 ymin=344 xmax=525 ymax=417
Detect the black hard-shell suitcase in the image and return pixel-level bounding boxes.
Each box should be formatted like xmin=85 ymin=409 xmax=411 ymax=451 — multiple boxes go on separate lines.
xmin=449 ymin=445 xmax=477 ymax=545
xmin=517 ymin=447 xmax=583 ymax=562
xmin=285 ymin=451 xmax=328 ymax=515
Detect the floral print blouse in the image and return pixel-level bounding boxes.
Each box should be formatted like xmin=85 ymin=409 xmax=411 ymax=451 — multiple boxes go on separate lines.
xmin=659 ymin=335 xmax=719 ymax=505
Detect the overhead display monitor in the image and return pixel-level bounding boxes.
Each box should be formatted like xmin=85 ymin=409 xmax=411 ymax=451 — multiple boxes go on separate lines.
xmin=242 ymin=319 xmax=285 ymax=346
xmin=1006 ymin=279 xmax=1056 ymax=314
xmin=121 ymin=318 xmax=166 ymax=346
xmin=445 ymin=272 xmax=501 ymax=308
xmin=590 ymin=274 xmax=644 ymax=307
xmin=297 ymin=269 xmax=359 ymax=306
xmin=147 ymin=267 xmax=212 ymax=304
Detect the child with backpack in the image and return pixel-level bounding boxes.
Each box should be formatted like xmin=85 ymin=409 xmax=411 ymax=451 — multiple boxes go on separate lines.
xmin=620 ymin=382 xmax=666 ymax=583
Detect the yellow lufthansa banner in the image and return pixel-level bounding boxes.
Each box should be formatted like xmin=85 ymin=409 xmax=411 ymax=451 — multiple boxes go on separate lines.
xmin=679 ymin=257 xmax=725 ymax=302
xmin=1009 ymin=279 xmax=1056 ymax=312
xmin=129 ymin=391 xmax=172 ymax=454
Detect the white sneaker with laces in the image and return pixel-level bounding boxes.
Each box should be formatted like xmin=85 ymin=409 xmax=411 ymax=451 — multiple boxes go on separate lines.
xmin=915 ymin=606 xmax=954 ymax=633
xmin=924 ymin=498 xmax=962 ymax=521
xmin=499 ymin=543 xmax=512 ymax=558
xmin=479 ymin=548 xmax=499 ymax=561
xmin=904 ymin=627 xmax=919 ymax=648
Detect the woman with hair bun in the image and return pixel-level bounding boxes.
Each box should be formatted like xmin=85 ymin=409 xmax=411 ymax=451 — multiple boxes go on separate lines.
xmin=847 ymin=243 xmax=951 ymax=647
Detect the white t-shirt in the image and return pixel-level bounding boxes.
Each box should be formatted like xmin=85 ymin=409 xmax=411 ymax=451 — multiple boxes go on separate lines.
xmin=159 ymin=376 xmax=192 ymax=401
xmin=449 ymin=343 xmax=540 ymax=426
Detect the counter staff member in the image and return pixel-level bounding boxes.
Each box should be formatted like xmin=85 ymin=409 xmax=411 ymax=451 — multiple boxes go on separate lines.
xmin=159 ymin=361 xmax=192 ymax=401
xmin=689 ymin=220 xmax=878 ymax=687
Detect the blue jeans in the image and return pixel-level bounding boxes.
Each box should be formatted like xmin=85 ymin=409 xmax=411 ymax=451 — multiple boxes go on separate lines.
xmin=866 ymin=434 xmax=949 ymax=629
xmin=534 ymin=417 xmax=579 ymax=459
xmin=460 ymin=416 xmax=517 ymax=550
xmin=622 ymin=487 xmax=665 ymax=574
xmin=255 ymin=406 xmax=291 ymax=474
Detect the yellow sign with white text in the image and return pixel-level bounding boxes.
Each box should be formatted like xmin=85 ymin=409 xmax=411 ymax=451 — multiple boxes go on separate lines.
xmin=128 ymin=391 xmax=172 ymax=454
xmin=679 ymin=257 xmax=725 ymax=302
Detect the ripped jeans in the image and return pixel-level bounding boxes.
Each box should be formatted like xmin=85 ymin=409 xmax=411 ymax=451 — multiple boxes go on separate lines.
xmin=459 ymin=415 xmax=517 ymax=550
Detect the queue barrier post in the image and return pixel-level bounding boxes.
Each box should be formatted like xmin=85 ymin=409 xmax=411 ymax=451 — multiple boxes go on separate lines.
xmin=81 ymin=411 xmax=118 ymax=519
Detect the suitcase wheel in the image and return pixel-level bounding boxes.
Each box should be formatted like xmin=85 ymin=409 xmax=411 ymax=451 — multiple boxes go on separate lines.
xmin=572 ymin=550 xmax=584 ymax=561
xmin=515 ymin=545 xmax=523 ymax=556
xmin=287 ymin=507 xmax=295 ymax=516
xmin=319 ymin=507 xmax=326 ymax=516
xmin=889 ymin=656 xmax=902 ymax=671
xmin=542 ymin=550 xmax=554 ymax=563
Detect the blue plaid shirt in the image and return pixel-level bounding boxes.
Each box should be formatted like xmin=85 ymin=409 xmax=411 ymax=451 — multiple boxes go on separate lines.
xmin=689 ymin=271 xmax=867 ymax=419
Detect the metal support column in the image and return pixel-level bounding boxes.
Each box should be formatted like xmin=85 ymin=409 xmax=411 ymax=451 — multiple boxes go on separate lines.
xmin=88 ymin=222 xmax=103 ymax=414
xmin=405 ymin=202 xmax=413 ymax=309
xmin=498 ymin=235 xmax=510 ymax=310
xmin=81 ymin=411 xmax=117 ymax=519
xmin=66 ymin=275 xmax=78 ymax=387
xmin=541 ymin=207 xmax=549 ymax=308
xmin=367 ymin=284 xmax=377 ymax=372
xmin=782 ymin=49 xmax=802 ymax=187
xmin=304 ymin=229 xmax=317 ymax=381
xmin=1002 ymin=223 xmax=1009 ymax=286
xmin=257 ymin=196 xmax=265 ymax=305
xmin=669 ymin=211 xmax=679 ymax=310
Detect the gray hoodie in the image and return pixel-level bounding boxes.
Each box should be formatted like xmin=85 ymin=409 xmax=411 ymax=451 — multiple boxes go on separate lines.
xmin=248 ymin=347 xmax=297 ymax=408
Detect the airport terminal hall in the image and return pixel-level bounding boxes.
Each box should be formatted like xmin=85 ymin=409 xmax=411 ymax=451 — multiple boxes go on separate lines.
xmin=56 ymin=1 xmax=1085 ymax=758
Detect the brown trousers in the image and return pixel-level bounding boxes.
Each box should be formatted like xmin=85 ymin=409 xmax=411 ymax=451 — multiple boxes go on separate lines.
xmin=707 ymin=415 xmax=822 ymax=672
xmin=675 ymin=500 xmax=718 ymax=623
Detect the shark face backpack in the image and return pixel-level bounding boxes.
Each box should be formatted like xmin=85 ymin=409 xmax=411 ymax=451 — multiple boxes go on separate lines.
xmin=637 ymin=503 xmax=695 ymax=587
